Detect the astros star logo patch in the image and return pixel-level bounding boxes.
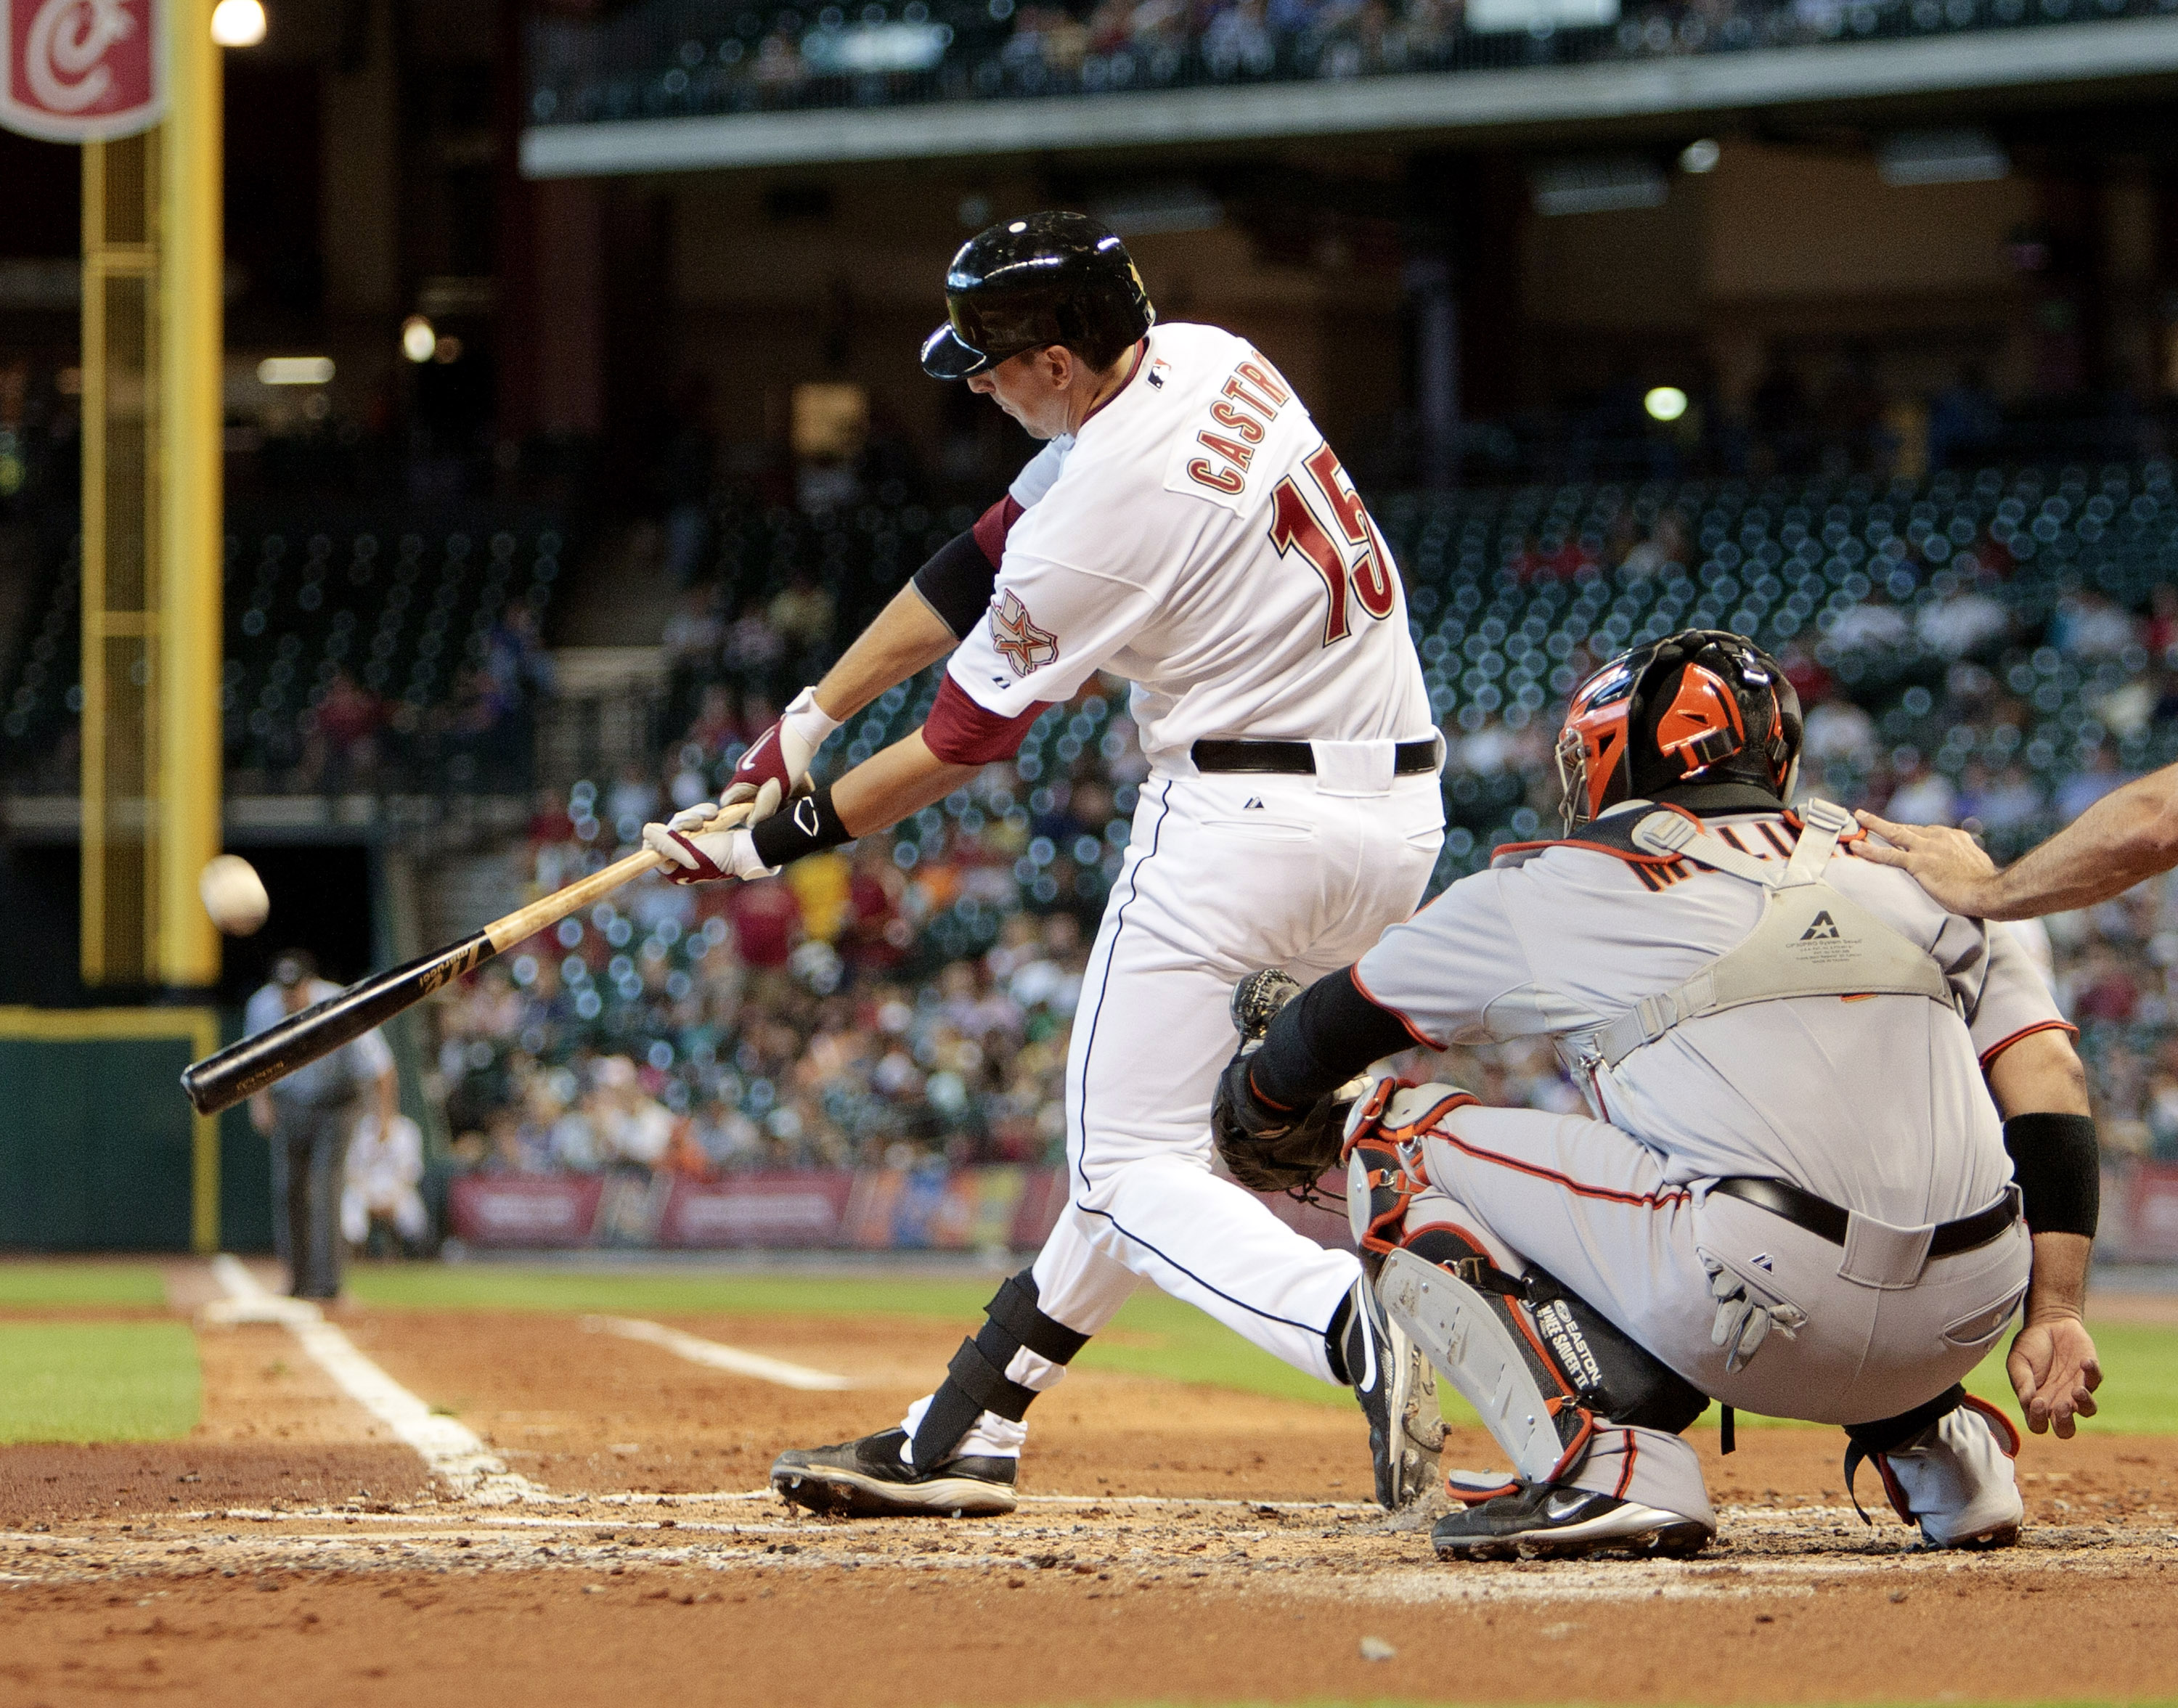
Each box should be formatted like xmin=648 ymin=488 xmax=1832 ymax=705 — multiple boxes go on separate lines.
xmin=990 ymin=590 xmax=1059 ymax=677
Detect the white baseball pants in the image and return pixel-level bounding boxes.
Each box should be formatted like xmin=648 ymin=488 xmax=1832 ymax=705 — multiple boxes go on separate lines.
xmin=902 ymin=754 xmax=1444 ymax=1458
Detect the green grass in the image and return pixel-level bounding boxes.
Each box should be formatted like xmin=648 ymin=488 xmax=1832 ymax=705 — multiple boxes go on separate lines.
xmin=0 ymin=1323 xmax=200 ymax=1442
xmin=0 ymin=1261 xmax=168 ymax=1309
xmin=342 ymin=1264 xmax=2178 ymax=1431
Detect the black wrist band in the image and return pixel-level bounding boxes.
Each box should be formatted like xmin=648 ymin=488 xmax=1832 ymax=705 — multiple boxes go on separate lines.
xmin=749 ymin=786 xmax=854 ymax=868
xmin=2002 ymin=1111 xmax=2100 ymax=1237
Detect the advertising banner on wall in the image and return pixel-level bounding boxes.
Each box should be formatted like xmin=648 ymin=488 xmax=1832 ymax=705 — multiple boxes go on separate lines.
xmin=448 ymin=1174 xmax=608 ymax=1248
xmin=1 ymin=0 xmax=167 ymax=142
xmin=2123 ymin=1162 xmax=2178 ymax=1264
xmin=659 ymin=1172 xmax=857 ymax=1249
xmin=445 ymin=1166 xmax=1351 ymax=1256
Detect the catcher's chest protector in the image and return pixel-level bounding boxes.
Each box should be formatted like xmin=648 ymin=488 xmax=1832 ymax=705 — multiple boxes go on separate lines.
xmin=1567 ymin=798 xmax=1959 ymax=1073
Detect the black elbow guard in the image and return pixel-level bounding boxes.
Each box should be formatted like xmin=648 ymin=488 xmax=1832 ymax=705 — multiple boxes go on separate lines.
xmin=912 ymin=528 xmax=999 ymax=639
xmin=2002 ymin=1112 xmax=2100 ymax=1238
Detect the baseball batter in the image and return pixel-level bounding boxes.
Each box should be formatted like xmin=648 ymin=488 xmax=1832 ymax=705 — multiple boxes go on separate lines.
xmin=1216 ymin=630 xmax=2103 ymax=1558
xmin=643 ymin=212 xmax=1448 ymax=1513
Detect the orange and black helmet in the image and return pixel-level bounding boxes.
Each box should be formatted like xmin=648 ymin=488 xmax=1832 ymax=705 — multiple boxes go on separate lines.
xmin=1554 ymin=629 xmax=1802 ymax=831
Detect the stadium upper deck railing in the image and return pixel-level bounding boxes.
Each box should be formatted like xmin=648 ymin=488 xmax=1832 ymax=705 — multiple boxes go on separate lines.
xmin=521 ymin=0 xmax=2178 ymax=173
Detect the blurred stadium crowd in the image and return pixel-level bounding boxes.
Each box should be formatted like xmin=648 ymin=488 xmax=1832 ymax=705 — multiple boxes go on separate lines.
xmin=420 ymin=459 xmax=2178 ymax=1193
xmin=529 ymin=0 xmax=2178 ymax=118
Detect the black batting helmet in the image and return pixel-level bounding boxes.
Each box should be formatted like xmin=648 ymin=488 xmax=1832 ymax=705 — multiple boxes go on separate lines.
xmin=920 ymin=211 xmax=1155 ymax=381
xmin=1555 ymin=629 xmax=1803 ymax=832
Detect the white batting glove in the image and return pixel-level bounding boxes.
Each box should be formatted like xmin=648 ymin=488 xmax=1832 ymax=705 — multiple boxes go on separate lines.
xmin=723 ymin=686 xmax=842 ymax=824
xmin=642 ymin=817 xmax=779 ymax=886
xmin=666 ymin=799 xmax=722 ymax=835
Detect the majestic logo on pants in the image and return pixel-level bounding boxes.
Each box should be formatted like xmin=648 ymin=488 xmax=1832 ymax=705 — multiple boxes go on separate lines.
xmin=1799 ymin=912 xmax=1840 ymax=941
xmin=990 ymin=591 xmax=1059 ymax=677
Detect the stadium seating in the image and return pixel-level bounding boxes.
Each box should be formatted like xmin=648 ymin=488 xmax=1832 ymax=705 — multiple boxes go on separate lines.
xmin=524 ymin=0 xmax=2178 ymax=122
xmin=1 ymin=515 xmax=566 ymax=792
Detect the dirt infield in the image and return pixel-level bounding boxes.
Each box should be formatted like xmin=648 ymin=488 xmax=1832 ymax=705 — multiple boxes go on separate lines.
xmin=1 ymin=1273 xmax=2174 ymax=1706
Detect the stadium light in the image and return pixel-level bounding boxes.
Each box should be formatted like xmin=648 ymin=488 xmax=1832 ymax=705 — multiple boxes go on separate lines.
xmin=1680 ymin=139 xmax=1721 ymax=174
xmin=401 ymin=316 xmax=437 ymax=364
xmin=1644 ymin=386 xmax=1689 ymax=423
xmin=256 ymin=356 xmax=334 ymax=386
xmin=211 ymin=0 xmax=268 ymax=47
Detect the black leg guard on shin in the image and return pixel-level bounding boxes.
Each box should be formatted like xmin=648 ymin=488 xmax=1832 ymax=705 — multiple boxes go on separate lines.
xmin=1841 ymin=1383 xmax=1966 ymax=1524
xmin=907 ymin=1270 xmax=1090 ymax=1473
xmin=1524 ymin=1264 xmax=1710 ymax=1436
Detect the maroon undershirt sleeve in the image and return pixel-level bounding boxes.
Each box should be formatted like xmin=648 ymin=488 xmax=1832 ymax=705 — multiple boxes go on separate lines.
xmin=923 ymin=674 xmax=1047 ymax=767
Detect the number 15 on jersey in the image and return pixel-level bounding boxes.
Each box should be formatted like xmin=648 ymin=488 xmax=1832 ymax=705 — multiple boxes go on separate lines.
xmin=1269 ymin=444 xmax=1399 ymax=647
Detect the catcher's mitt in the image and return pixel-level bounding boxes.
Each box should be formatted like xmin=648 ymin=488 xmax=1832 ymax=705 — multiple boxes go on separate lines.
xmin=1210 ymin=968 xmax=1350 ymax=1205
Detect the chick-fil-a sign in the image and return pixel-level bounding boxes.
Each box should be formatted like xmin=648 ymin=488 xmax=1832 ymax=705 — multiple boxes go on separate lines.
xmin=1 ymin=0 xmax=166 ymax=142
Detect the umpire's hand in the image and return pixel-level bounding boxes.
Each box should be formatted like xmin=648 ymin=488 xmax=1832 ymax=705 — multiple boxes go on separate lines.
xmin=1853 ymin=811 xmax=2000 ymax=916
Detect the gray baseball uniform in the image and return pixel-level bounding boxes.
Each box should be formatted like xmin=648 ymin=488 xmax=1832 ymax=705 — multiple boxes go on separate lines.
xmin=1347 ymin=800 xmax=2061 ymax=1515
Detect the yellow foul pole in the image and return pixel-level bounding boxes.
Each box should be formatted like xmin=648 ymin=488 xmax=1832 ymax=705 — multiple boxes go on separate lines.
xmin=159 ymin=0 xmax=223 ymax=990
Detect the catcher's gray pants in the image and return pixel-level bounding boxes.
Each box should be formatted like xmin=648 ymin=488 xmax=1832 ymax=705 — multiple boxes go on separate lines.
xmin=1403 ymin=1100 xmax=2031 ymax=1515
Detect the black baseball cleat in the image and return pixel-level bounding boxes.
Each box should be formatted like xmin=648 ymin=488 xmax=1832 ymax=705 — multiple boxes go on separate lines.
xmin=1431 ymin=1484 xmax=1714 ymax=1561
xmin=1336 ymin=1276 xmax=1439 ymax=1510
xmin=770 ymin=1428 xmax=1019 ymax=1518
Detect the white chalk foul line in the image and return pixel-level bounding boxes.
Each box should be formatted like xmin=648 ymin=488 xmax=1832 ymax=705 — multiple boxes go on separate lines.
xmin=208 ymin=1255 xmax=545 ymax=1503
xmin=581 ymin=1315 xmax=854 ymax=1392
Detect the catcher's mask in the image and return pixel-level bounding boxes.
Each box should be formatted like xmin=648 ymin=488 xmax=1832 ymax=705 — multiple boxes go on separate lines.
xmin=1554 ymin=629 xmax=1802 ymax=833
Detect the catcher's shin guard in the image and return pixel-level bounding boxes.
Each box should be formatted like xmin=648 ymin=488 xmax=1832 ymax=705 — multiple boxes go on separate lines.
xmin=906 ymin=1269 xmax=1089 ymax=1472
xmin=1342 ymin=1078 xmax=1473 ymax=1257
xmin=1345 ymin=1081 xmax=1707 ymax=1501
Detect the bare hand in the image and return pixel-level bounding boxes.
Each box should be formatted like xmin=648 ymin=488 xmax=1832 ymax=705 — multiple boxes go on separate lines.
xmin=1853 ymin=811 xmax=2002 ymax=915
xmin=2007 ymin=1317 xmax=2102 ymax=1438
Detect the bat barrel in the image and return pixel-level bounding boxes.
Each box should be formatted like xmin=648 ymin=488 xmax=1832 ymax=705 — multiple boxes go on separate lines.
xmin=180 ymin=932 xmax=494 ymax=1115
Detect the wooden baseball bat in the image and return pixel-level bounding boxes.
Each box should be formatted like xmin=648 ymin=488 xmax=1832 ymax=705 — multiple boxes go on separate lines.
xmin=180 ymin=804 xmax=751 ymax=1116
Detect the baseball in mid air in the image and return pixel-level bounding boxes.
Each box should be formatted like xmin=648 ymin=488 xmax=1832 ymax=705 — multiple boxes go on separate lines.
xmin=199 ymin=854 xmax=269 ymax=936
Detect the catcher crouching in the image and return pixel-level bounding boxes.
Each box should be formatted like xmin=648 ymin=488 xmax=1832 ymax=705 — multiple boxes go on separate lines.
xmin=1213 ymin=629 xmax=2103 ymax=1561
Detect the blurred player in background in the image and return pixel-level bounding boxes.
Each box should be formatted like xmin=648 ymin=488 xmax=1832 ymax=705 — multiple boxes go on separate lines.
xmin=645 ymin=211 xmax=1448 ymax=1515
xmin=245 ymin=951 xmax=398 ymax=1300
xmin=342 ymin=1108 xmax=428 ymax=1259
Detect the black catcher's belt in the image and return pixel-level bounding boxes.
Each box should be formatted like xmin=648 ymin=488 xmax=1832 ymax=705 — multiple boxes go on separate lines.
xmin=1711 ymin=1176 xmax=2021 ymax=1259
xmin=1191 ymin=735 xmax=1444 ymax=777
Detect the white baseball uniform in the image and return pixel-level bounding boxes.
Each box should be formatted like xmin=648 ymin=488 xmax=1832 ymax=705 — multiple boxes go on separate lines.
xmin=1347 ymin=802 xmax=2063 ymax=1514
xmin=905 ymin=322 xmax=1445 ymax=1456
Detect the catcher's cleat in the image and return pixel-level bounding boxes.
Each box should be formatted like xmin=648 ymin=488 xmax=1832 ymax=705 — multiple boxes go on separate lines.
xmin=770 ymin=1428 xmax=1018 ymax=1518
xmin=1337 ymin=1276 xmax=1439 ymax=1510
xmin=1431 ymin=1484 xmax=1714 ymax=1561
xmin=1859 ymin=1394 xmax=2023 ymax=1550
